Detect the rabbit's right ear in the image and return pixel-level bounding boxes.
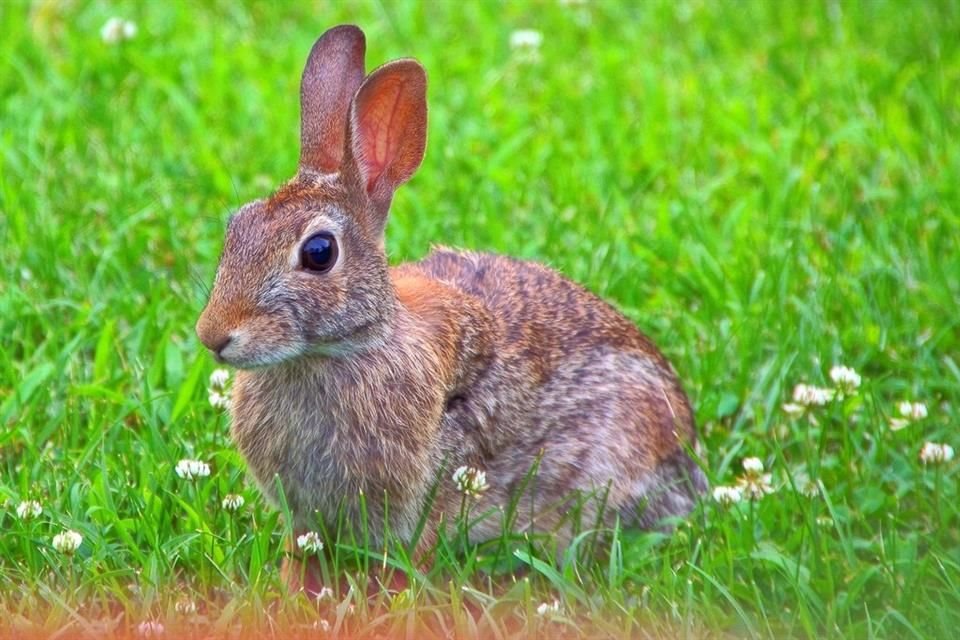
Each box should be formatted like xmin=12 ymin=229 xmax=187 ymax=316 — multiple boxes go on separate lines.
xmin=343 ymin=59 xmax=427 ymax=226
xmin=299 ymin=25 xmax=366 ymax=174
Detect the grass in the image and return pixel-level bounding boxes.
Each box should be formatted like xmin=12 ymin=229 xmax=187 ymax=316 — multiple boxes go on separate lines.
xmin=2 ymin=0 xmax=959 ymax=637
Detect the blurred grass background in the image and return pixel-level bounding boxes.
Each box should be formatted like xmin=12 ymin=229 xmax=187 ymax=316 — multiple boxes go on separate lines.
xmin=1 ymin=0 xmax=959 ymax=638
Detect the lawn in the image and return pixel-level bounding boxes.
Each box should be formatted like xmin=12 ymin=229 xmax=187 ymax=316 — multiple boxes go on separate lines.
xmin=2 ymin=0 xmax=959 ymax=638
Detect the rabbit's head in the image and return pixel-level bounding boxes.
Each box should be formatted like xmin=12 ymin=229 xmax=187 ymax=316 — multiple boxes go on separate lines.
xmin=196 ymin=26 xmax=427 ymax=368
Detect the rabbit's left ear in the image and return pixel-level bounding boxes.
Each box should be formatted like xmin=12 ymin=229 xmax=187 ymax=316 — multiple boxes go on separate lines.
xmin=299 ymin=25 xmax=366 ymax=174
xmin=344 ymin=59 xmax=427 ymax=220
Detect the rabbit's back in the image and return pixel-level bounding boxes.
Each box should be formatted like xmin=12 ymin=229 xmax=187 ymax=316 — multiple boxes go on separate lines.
xmin=415 ymin=248 xmax=681 ymax=378
xmin=404 ymin=248 xmax=706 ymax=532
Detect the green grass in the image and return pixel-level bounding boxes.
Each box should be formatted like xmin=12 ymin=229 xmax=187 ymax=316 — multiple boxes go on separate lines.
xmin=2 ymin=0 xmax=960 ymax=637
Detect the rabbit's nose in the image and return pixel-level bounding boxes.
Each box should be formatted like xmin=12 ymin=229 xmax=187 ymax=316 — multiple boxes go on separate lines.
xmin=196 ymin=316 xmax=233 ymax=359
xmin=208 ymin=335 xmax=233 ymax=358
xmin=201 ymin=333 xmax=233 ymax=363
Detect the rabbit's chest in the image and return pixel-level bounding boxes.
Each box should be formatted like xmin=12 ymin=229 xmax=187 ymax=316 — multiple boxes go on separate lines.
xmin=228 ymin=362 xmax=446 ymax=535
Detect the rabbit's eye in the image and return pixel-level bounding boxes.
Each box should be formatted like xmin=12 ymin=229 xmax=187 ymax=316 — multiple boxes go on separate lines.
xmin=300 ymin=232 xmax=339 ymax=272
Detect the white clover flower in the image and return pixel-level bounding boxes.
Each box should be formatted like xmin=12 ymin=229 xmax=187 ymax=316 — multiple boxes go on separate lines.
xmin=890 ymin=401 xmax=928 ymax=431
xmin=509 ymin=29 xmax=543 ymax=64
xmin=793 ymin=473 xmax=819 ymax=498
xmin=16 ymin=500 xmax=42 ymax=520
xmin=207 ymin=368 xmax=232 ymax=410
xmin=898 ymin=401 xmax=927 ymax=419
xmin=741 ymin=457 xmax=764 ymax=474
xmin=919 ymin=442 xmax=955 ymax=465
xmin=452 ymin=465 xmax=489 ymax=498
xmin=829 ymin=365 xmax=861 ymax=396
xmin=781 ymin=402 xmax=806 ymax=417
xmin=136 ymin=620 xmax=165 ymax=637
xmin=296 ymin=531 xmax=324 ymax=554
xmin=536 ymin=599 xmax=561 ymax=617
xmin=52 ymin=530 xmax=83 ymax=554
xmin=101 ymin=17 xmax=137 ymax=45
xmin=737 ymin=458 xmax=775 ymax=501
xmin=174 ymin=598 xmax=197 ymax=615
xmin=792 ymin=383 xmax=835 ymax=406
xmin=815 ymin=515 xmax=834 ymax=528
xmin=209 ymin=368 xmax=230 ymax=390
xmin=208 ymin=390 xmax=231 ymax=410
xmin=510 ymin=29 xmax=543 ymax=50
xmin=737 ymin=473 xmax=776 ymax=500
xmin=711 ymin=485 xmax=742 ymax=505
xmin=783 ymin=382 xmax=835 ymax=417
xmin=221 ymin=494 xmax=245 ymax=511
xmin=175 ymin=459 xmax=210 ymax=480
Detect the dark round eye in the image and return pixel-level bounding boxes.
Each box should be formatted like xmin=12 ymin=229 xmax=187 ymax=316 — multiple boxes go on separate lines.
xmin=300 ymin=232 xmax=339 ymax=272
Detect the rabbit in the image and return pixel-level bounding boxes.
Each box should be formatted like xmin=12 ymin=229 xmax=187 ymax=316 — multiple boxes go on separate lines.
xmin=196 ymin=24 xmax=707 ymax=593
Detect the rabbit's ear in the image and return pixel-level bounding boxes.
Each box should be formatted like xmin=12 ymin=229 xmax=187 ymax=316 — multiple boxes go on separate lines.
xmin=299 ymin=25 xmax=366 ymax=174
xmin=345 ymin=59 xmax=427 ymax=219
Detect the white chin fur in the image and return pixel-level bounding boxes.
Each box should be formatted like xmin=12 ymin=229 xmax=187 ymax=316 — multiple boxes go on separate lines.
xmin=219 ymin=330 xmax=306 ymax=369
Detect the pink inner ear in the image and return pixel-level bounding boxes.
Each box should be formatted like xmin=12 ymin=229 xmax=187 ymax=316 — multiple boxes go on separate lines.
xmin=356 ymin=76 xmax=408 ymax=193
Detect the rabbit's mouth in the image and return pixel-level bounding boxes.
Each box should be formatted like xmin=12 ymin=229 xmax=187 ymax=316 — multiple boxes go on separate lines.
xmin=220 ymin=318 xmax=388 ymax=369
xmin=216 ymin=333 xmax=309 ymax=370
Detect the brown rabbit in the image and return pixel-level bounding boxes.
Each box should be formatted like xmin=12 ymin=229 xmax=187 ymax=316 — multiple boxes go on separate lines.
xmin=196 ymin=25 xmax=706 ymax=593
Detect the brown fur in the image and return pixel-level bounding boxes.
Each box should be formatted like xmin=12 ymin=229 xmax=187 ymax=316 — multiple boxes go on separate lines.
xmin=196 ymin=25 xmax=706 ymax=594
